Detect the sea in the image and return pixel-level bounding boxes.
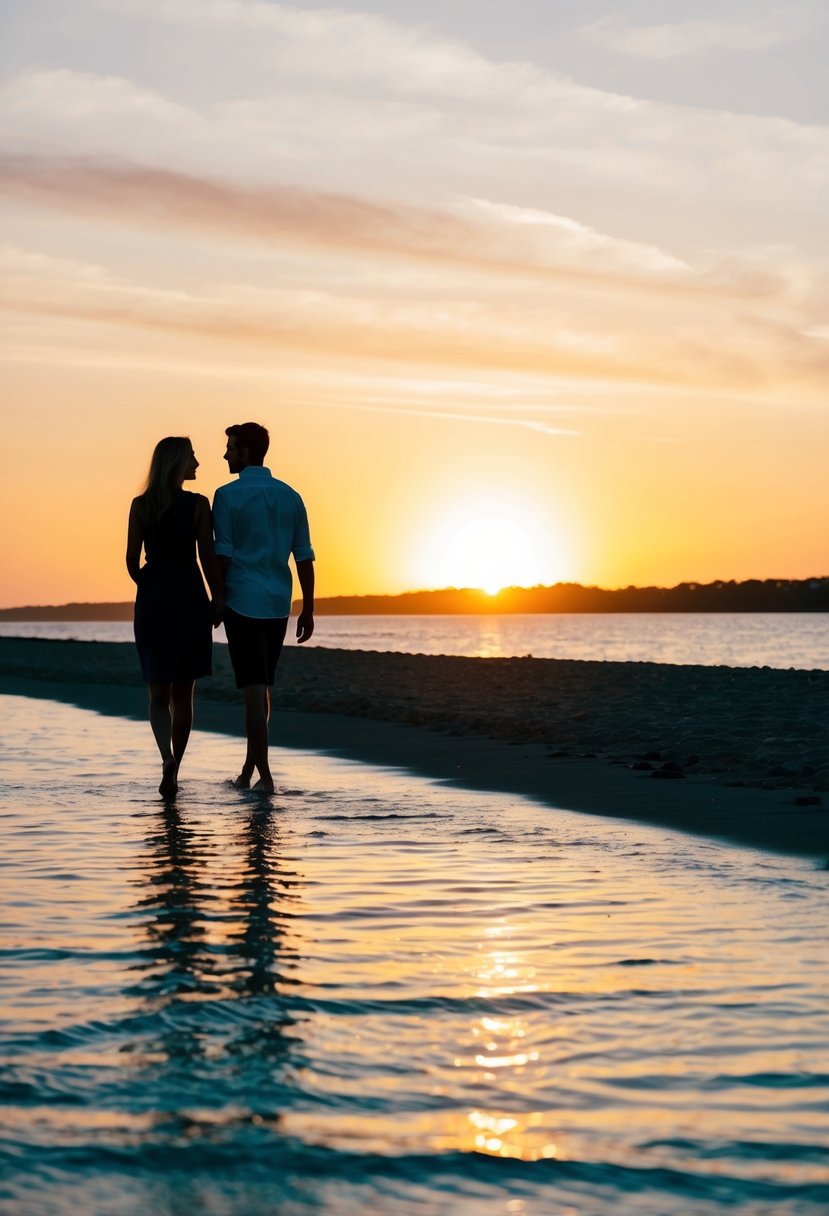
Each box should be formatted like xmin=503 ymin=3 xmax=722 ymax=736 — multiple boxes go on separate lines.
xmin=1 ymin=612 xmax=827 ymax=669
xmin=1 ymin=691 xmax=828 ymax=1216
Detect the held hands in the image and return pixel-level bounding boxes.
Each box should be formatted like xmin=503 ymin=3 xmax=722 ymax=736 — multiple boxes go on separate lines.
xmin=211 ymin=598 xmax=224 ymax=628
xmin=296 ymin=610 xmax=314 ymax=644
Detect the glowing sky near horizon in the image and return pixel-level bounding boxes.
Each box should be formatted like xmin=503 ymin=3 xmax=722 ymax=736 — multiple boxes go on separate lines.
xmin=1 ymin=0 xmax=827 ymax=605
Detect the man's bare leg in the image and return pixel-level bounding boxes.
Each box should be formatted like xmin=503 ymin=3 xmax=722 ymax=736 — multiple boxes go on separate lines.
xmin=232 ymin=686 xmax=269 ymax=788
xmin=231 ymin=730 xmax=255 ymax=789
xmin=241 ymin=684 xmax=273 ymax=793
xmin=232 ymin=741 xmax=255 ymax=789
xmin=148 ymin=683 xmax=177 ymax=796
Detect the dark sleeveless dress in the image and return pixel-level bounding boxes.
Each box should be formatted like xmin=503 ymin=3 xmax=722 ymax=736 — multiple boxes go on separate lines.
xmin=133 ymin=491 xmax=213 ymax=683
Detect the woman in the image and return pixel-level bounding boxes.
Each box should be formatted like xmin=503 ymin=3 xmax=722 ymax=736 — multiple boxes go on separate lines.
xmin=126 ymin=437 xmax=223 ymax=796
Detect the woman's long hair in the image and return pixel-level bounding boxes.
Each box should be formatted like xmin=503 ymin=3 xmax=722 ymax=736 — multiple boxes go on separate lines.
xmin=138 ymin=436 xmax=192 ymax=525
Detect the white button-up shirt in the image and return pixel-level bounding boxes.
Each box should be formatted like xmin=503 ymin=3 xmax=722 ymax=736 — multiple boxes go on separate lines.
xmin=213 ymin=466 xmax=315 ymax=619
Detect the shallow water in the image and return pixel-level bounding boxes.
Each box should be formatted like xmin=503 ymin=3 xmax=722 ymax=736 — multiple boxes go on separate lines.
xmin=1 ymin=693 xmax=828 ymax=1216
xmin=2 ymin=611 xmax=828 ymax=668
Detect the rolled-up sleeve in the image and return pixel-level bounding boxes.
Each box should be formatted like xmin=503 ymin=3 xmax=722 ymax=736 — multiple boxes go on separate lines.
xmin=292 ymin=494 xmax=315 ymax=562
xmin=212 ymin=488 xmax=234 ymax=558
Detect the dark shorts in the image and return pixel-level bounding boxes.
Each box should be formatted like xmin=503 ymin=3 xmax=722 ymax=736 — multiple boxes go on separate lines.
xmin=223 ymin=607 xmax=288 ymax=689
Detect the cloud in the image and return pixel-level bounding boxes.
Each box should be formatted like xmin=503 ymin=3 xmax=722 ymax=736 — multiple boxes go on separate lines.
xmin=2 ymin=68 xmax=195 ymax=124
xmin=0 ymin=69 xmax=207 ymax=164
xmin=99 ymin=0 xmax=596 ymax=103
xmin=1 ymin=5 xmax=827 ymax=412
xmin=2 ymin=3 xmax=827 ymax=256
xmin=0 ymin=240 xmax=670 ymax=384
xmin=582 ymin=6 xmax=824 ymax=59
xmin=0 ymin=151 xmax=802 ymax=309
xmin=0 ymin=151 xmax=705 ymax=301
xmin=460 ymin=198 xmax=690 ymax=276
xmin=305 ymin=399 xmax=581 ymax=439
xmin=2 ymin=237 xmax=826 ymax=402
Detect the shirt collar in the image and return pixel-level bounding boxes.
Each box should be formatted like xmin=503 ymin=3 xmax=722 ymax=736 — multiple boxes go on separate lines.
xmin=239 ymin=465 xmax=272 ymax=479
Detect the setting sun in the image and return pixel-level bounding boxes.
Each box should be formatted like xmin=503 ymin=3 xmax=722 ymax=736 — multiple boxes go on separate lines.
xmin=443 ymin=517 xmax=539 ymax=595
xmin=412 ymin=498 xmax=566 ymax=595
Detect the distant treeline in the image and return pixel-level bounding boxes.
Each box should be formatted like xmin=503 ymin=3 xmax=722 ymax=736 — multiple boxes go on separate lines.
xmin=3 ymin=578 xmax=827 ymax=620
xmin=296 ymin=578 xmax=829 ymax=614
xmin=0 ymin=602 xmax=134 ymax=621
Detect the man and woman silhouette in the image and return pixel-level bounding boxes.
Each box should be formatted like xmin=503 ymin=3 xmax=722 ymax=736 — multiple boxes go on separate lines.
xmin=126 ymin=421 xmax=315 ymax=797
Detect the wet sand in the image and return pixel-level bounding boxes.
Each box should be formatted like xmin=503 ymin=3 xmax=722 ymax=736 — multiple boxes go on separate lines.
xmin=1 ymin=636 xmax=827 ymax=859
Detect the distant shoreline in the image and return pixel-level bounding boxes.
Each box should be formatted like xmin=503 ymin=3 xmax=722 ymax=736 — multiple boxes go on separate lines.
xmin=2 ymin=576 xmax=828 ymax=619
xmin=1 ymin=636 xmax=826 ymax=860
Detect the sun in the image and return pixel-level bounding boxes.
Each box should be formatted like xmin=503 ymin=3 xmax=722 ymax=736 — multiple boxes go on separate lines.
xmin=444 ymin=517 xmax=540 ymax=594
xmin=414 ymin=498 xmax=561 ymax=595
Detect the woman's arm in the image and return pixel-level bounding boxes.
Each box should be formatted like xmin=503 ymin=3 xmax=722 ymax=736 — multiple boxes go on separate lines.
xmin=126 ymin=498 xmax=144 ymax=585
xmin=195 ymin=495 xmax=224 ymax=622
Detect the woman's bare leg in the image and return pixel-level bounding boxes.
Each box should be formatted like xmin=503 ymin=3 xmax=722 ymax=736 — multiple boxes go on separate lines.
xmin=171 ymin=681 xmax=195 ymax=769
xmin=149 ymin=683 xmax=172 ymax=758
xmin=149 ymin=683 xmax=177 ymax=796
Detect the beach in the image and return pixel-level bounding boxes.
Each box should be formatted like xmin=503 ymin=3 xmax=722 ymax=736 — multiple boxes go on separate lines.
xmin=1 ymin=636 xmax=826 ymax=859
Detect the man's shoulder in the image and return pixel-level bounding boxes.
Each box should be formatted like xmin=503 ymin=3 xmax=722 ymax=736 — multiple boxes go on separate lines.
xmin=214 ymin=472 xmax=304 ymax=505
xmin=260 ymin=475 xmax=304 ymax=505
xmin=269 ymin=476 xmax=302 ymax=496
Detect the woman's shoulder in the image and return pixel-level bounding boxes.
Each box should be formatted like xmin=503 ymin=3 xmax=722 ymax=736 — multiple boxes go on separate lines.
xmin=183 ymin=491 xmax=211 ymax=513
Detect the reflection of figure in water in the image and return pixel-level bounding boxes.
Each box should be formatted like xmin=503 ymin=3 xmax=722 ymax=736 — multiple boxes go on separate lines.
xmin=236 ymin=806 xmax=297 ymax=998
xmin=136 ymin=801 xmax=208 ymax=1013
xmin=126 ymin=437 xmax=223 ymax=796
xmin=131 ymin=802 xmax=300 ymax=1099
xmin=213 ymin=422 xmax=315 ymax=793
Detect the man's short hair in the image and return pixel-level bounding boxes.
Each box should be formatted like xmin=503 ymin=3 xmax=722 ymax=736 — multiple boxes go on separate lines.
xmin=226 ymin=421 xmax=270 ymax=465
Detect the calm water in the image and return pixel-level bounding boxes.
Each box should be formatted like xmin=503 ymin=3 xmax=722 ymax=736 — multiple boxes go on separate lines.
xmin=1 ymin=612 xmax=828 ymax=668
xmin=1 ymin=694 xmax=828 ymax=1216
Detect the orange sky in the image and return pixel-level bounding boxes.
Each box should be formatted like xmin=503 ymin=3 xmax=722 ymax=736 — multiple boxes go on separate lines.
xmin=1 ymin=1 xmax=827 ymax=607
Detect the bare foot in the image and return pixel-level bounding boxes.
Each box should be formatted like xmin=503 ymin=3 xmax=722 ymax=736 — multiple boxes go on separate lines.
xmin=159 ymin=757 xmax=178 ymax=798
xmin=230 ymin=772 xmax=252 ymax=789
xmin=251 ymin=777 xmax=275 ymax=795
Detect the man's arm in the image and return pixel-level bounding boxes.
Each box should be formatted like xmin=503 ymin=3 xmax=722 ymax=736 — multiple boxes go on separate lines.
xmin=194 ymin=496 xmax=224 ymax=626
xmin=295 ymin=559 xmax=315 ymax=643
xmin=212 ymin=488 xmax=233 ymax=562
xmin=292 ymin=493 xmax=315 ymax=643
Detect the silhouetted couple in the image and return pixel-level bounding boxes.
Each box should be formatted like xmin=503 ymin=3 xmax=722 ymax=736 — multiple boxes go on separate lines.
xmin=126 ymin=422 xmax=315 ymax=797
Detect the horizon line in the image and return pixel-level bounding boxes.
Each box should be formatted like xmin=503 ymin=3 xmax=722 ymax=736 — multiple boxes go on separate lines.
xmin=2 ymin=574 xmax=828 ymax=614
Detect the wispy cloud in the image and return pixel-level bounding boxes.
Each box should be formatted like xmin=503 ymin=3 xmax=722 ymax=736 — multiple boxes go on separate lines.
xmin=461 ymin=198 xmax=690 ymax=275
xmin=2 ymin=238 xmax=825 ymax=400
xmin=0 ymin=151 xmax=706 ymax=302
xmin=0 ymin=241 xmax=675 ymax=384
xmin=0 ymin=151 xmax=806 ymax=308
xmin=1 ymin=5 xmax=827 ymax=411
xmin=582 ymin=5 xmax=824 ymax=59
xmin=304 ymin=399 xmax=581 ymax=439
xmin=2 ymin=5 xmax=827 ymax=257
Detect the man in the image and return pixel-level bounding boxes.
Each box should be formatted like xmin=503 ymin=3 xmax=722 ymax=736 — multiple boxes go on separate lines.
xmin=213 ymin=421 xmax=315 ymax=793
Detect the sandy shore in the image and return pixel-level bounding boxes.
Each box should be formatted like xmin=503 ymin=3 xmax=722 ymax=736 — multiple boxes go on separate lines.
xmin=1 ymin=636 xmax=827 ymax=859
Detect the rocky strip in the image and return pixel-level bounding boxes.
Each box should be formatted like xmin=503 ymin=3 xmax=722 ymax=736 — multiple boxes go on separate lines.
xmin=1 ymin=637 xmax=826 ymax=796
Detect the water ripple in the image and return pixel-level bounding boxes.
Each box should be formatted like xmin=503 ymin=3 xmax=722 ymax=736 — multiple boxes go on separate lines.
xmin=1 ymin=694 xmax=828 ymax=1215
